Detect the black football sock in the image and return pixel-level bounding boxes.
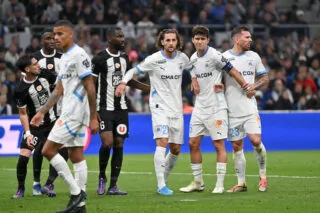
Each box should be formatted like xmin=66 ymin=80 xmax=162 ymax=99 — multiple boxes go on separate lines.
xmin=110 ymin=147 xmax=123 ymax=188
xmin=33 ymin=144 xmax=43 ymax=183
xmin=17 ymin=155 xmax=29 ymax=190
xmin=99 ymin=145 xmax=111 ymax=180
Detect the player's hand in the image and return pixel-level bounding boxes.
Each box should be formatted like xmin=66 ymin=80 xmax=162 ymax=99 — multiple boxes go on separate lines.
xmin=115 ymin=83 xmax=126 ymax=97
xmin=30 ymin=111 xmax=44 ymax=127
xmin=89 ymin=117 xmax=99 ymax=135
xmin=213 ymin=83 xmax=224 ymax=93
xmin=191 ymin=78 xmax=200 ymax=95
xmin=26 ymin=135 xmax=34 ymax=149
xmin=242 ymin=83 xmax=254 ymax=93
xmin=246 ymin=90 xmax=256 ymax=98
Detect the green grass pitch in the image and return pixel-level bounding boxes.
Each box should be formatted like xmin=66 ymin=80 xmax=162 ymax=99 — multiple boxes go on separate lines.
xmin=1 ymin=151 xmax=320 ymax=213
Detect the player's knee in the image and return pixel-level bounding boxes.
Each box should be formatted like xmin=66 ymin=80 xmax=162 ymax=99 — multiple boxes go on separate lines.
xmin=170 ymin=145 xmax=180 ymax=155
xmin=249 ymin=135 xmax=261 ymax=147
xmin=189 ymin=138 xmax=200 ymax=150
xmin=232 ymin=140 xmax=243 ymax=152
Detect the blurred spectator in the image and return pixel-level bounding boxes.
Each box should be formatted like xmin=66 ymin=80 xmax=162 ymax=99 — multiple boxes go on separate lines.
xmin=7 ymin=7 xmax=30 ymax=32
xmin=0 ymin=94 xmax=12 ymax=115
xmin=4 ymin=44 xmax=19 ymax=68
xmin=294 ymin=65 xmax=318 ymax=94
xmin=286 ymin=4 xmax=298 ymax=23
xmin=196 ymin=10 xmax=211 ymax=25
xmin=271 ymin=79 xmax=294 ymax=110
xmin=91 ymin=0 xmax=104 ymax=15
xmin=1 ymin=0 xmax=26 ymax=20
xmin=228 ymin=0 xmax=246 ymax=24
xmin=26 ymin=0 xmax=45 ymax=24
xmin=25 ymin=36 xmax=41 ymax=54
xmin=60 ymin=0 xmax=77 ymax=24
xmin=209 ymin=0 xmax=225 ymax=25
xmin=116 ymin=14 xmax=136 ymax=41
xmin=295 ymin=10 xmax=310 ymax=42
xmin=42 ymin=0 xmax=63 ymax=24
xmin=4 ymin=71 xmax=18 ymax=113
xmin=158 ymin=8 xmax=180 ymax=29
xmin=293 ymin=83 xmax=304 ymax=105
xmin=296 ymin=96 xmax=307 ymax=110
xmin=106 ymin=0 xmax=120 ymax=24
xmin=75 ymin=0 xmax=84 ymax=17
xmin=79 ymin=3 xmax=95 ymax=25
xmin=90 ymin=34 xmax=104 ymax=56
xmin=0 ymin=58 xmax=13 ymax=84
xmin=92 ymin=12 xmax=106 ymax=38
xmin=305 ymin=85 xmax=319 ymax=109
xmin=136 ymin=16 xmax=156 ymax=45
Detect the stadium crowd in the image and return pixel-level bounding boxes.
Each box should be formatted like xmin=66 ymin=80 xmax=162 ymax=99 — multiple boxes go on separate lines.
xmin=0 ymin=0 xmax=320 ymax=115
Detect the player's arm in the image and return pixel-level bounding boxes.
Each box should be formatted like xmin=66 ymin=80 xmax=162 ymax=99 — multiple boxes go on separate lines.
xmin=127 ymin=79 xmax=150 ymax=93
xmin=40 ymin=80 xmax=63 ymax=114
xmin=253 ymin=73 xmax=269 ymax=90
xmin=82 ymin=74 xmax=99 ymax=134
xmin=115 ymin=67 xmax=142 ymax=97
xmin=18 ymin=107 xmax=34 ymax=148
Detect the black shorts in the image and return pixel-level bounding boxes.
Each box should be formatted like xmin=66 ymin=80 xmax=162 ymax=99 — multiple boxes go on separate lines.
xmin=98 ymin=109 xmax=129 ymax=138
xmin=20 ymin=122 xmax=55 ymax=151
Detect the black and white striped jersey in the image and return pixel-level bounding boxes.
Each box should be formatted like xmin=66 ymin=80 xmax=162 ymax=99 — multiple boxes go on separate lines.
xmin=92 ymin=49 xmax=131 ymax=111
xmin=32 ymin=49 xmax=62 ymax=116
xmin=15 ymin=69 xmax=57 ymax=126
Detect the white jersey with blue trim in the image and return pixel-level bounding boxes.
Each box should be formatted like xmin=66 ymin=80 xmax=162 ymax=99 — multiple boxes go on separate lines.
xmin=191 ymin=46 xmax=230 ymax=115
xmin=136 ymin=50 xmax=193 ymax=117
xmin=223 ymin=49 xmax=267 ymax=117
xmin=58 ymin=44 xmax=92 ymax=125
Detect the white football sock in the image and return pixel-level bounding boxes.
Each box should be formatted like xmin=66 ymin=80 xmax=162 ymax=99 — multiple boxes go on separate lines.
xmin=164 ymin=152 xmax=178 ymax=183
xmin=215 ymin=162 xmax=226 ymax=187
xmin=254 ymin=142 xmax=267 ymax=178
xmin=154 ymin=146 xmax=166 ymax=189
xmin=73 ymin=160 xmax=87 ymax=207
xmin=191 ymin=163 xmax=204 ymax=185
xmin=233 ymin=150 xmax=246 ymax=186
xmin=50 ymin=154 xmax=80 ymax=195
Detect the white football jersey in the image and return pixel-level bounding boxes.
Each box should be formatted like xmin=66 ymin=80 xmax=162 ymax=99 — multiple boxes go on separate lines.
xmin=223 ymin=50 xmax=267 ymax=117
xmin=191 ymin=46 xmax=230 ymax=115
xmin=135 ymin=50 xmax=193 ymax=117
xmin=58 ymin=44 xmax=92 ymax=125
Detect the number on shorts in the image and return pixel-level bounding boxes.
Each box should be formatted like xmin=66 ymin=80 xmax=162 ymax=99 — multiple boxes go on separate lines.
xmin=100 ymin=121 xmax=105 ymax=130
xmin=33 ymin=136 xmax=39 ymax=146
xmin=229 ymin=127 xmax=240 ymax=138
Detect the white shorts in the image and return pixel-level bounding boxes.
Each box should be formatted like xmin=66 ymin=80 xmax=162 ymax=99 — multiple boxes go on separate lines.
xmin=151 ymin=110 xmax=184 ymax=144
xmin=228 ymin=113 xmax=261 ymax=141
xmin=189 ymin=109 xmax=228 ymax=140
xmin=48 ymin=118 xmax=87 ymax=147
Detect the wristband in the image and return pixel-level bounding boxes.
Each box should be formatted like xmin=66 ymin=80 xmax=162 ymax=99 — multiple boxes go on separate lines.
xmin=24 ymin=130 xmax=32 ymax=139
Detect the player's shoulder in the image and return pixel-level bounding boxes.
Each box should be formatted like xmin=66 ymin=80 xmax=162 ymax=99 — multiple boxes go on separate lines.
xmin=54 ymin=51 xmax=62 ymax=59
xmin=245 ymin=50 xmax=261 ymax=59
xmin=93 ymin=49 xmax=108 ymax=60
xmin=143 ymin=51 xmax=161 ymax=63
xmin=15 ymin=80 xmax=29 ymax=94
xmin=176 ymin=51 xmax=188 ymax=59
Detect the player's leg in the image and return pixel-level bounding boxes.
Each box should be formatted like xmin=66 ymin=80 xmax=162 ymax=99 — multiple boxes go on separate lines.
xmin=180 ymin=113 xmax=205 ymax=193
xmin=211 ymin=111 xmax=228 ymax=194
xmin=45 ymin=120 xmax=86 ymax=213
xmin=97 ymin=110 xmax=114 ymax=195
xmin=42 ymin=146 xmax=68 ymax=197
xmin=107 ymin=110 xmax=128 ymax=195
xmin=13 ymin=147 xmax=32 ymax=198
xmin=179 ymin=136 xmax=205 ymax=193
xmin=152 ymin=111 xmax=172 ymax=195
xmin=32 ymin=139 xmax=44 ymax=196
xmin=227 ymin=117 xmax=248 ymax=192
xmin=246 ymin=114 xmax=267 ymax=192
xmin=163 ymin=115 xmax=183 ymax=184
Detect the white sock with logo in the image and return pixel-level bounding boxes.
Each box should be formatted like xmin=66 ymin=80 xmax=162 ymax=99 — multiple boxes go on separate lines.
xmin=191 ymin=163 xmax=204 ymax=185
xmin=164 ymin=152 xmax=178 ymax=183
xmin=154 ymin=146 xmax=166 ymax=189
xmin=254 ymin=142 xmax=267 ymax=178
xmin=233 ymin=150 xmax=246 ymax=186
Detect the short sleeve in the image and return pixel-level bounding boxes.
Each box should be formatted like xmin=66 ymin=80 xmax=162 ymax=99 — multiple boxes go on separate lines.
xmin=76 ymin=52 xmax=92 ymax=79
xmin=15 ymin=88 xmax=27 ymax=108
xmin=255 ymin=54 xmax=267 ymax=76
xmin=91 ymin=55 xmax=104 ymax=77
xmin=136 ymin=56 xmax=153 ymax=74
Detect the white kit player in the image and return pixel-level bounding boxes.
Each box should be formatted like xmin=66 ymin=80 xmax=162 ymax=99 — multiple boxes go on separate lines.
xmin=179 ymin=25 xmax=251 ymax=194
xmin=116 ymin=29 xmax=196 ymax=196
xmin=31 ymin=20 xmax=99 ymax=213
xmin=223 ymin=25 xmax=269 ymax=193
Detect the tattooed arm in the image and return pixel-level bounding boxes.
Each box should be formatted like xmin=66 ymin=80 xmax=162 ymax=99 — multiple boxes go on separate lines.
xmin=254 ymin=73 xmax=269 ymax=90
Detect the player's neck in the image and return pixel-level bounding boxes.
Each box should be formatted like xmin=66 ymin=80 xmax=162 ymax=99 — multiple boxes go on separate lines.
xmin=197 ymin=46 xmax=208 ymax=57
xmin=63 ymin=42 xmax=75 ymax=53
xmin=43 ymin=48 xmax=54 ymax=55
xmin=162 ymin=49 xmax=176 ymax=58
xmin=231 ymin=46 xmax=244 ymax=55
xmin=25 ymin=73 xmax=37 ymax=82
xmin=107 ymin=47 xmax=118 ymax=55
